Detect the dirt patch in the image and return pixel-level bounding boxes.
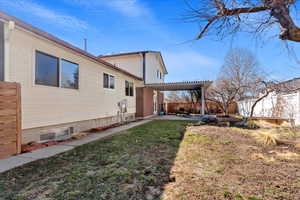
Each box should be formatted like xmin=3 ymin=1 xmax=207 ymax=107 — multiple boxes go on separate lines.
xmin=163 ymin=126 xmax=300 ymax=200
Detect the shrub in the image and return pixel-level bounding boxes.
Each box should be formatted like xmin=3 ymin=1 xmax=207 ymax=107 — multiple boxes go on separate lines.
xmin=243 ymin=120 xmax=260 ymax=129
xmin=224 ymin=190 xmax=233 ymax=199
xmin=253 ymin=131 xmax=280 ymax=146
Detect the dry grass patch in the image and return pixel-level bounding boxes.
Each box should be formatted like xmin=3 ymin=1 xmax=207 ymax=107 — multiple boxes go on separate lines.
xmin=162 ymin=126 xmax=300 ymax=200
xmin=253 ymin=131 xmax=280 ymax=146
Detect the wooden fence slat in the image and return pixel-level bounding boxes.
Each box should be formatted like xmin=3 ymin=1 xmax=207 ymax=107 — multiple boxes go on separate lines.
xmin=0 ymin=115 xmax=17 ymax=123
xmin=0 ymin=109 xmax=18 ymax=116
xmin=0 ymin=97 xmax=17 ymax=103
xmin=0 ymin=103 xmax=17 ymax=110
xmin=0 ymin=89 xmax=17 ymax=96
xmin=0 ymin=143 xmax=17 ymax=158
xmin=16 ymin=83 xmax=22 ymax=154
xmin=0 ymin=82 xmax=17 ymax=89
xmin=0 ymin=135 xmax=17 ymax=145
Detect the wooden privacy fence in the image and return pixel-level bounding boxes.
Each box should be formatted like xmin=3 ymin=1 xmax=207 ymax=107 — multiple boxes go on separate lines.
xmin=0 ymin=82 xmax=21 ymax=159
xmin=249 ymin=117 xmax=289 ymax=125
xmin=165 ymin=102 xmax=237 ymax=115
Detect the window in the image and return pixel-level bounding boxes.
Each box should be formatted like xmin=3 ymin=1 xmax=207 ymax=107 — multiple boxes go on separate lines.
xmin=125 ymin=80 xmax=134 ymax=96
xmin=125 ymin=81 xmax=129 ymax=96
xmin=103 ymin=73 xmax=109 ymax=88
xmin=160 ymin=72 xmax=162 ymax=79
xmin=35 ymin=51 xmax=79 ymax=89
xmin=35 ymin=51 xmax=59 ymax=87
xmin=129 ymin=82 xmax=134 ymax=96
xmin=109 ymin=75 xmax=115 ymax=89
xmin=61 ymin=59 xmax=79 ymax=89
xmin=103 ymin=73 xmax=115 ymax=89
xmin=157 ymin=70 xmax=159 ymax=78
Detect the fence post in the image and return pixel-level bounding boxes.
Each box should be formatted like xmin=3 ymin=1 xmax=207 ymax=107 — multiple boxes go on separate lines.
xmin=16 ymin=82 xmax=22 ymax=154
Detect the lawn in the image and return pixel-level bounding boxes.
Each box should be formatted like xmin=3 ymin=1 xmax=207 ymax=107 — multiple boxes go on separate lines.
xmin=0 ymin=120 xmax=189 ymax=200
xmin=1 ymin=120 xmax=300 ymax=200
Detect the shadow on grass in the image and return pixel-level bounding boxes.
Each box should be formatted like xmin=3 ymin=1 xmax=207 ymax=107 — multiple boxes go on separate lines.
xmin=0 ymin=120 xmax=191 ymax=200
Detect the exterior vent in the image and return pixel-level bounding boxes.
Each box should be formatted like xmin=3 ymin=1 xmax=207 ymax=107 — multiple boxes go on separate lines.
xmin=55 ymin=129 xmax=70 ymax=140
xmin=69 ymin=127 xmax=74 ymax=135
xmin=40 ymin=132 xmax=55 ymax=141
xmin=39 ymin=127 xmax=75 ymax=142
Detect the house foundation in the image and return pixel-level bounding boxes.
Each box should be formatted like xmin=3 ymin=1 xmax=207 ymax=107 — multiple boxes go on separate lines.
xmin=22 ymin=113 xmax=136 ymax=144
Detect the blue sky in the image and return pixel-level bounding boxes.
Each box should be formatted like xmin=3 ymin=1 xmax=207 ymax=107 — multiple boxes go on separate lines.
xmin=1 ymin=0 xmax=299 ymax=82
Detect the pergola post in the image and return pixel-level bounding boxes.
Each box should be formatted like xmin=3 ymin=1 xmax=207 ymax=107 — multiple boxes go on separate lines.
xmin=201 ymin=87 xmax=205 ymax=115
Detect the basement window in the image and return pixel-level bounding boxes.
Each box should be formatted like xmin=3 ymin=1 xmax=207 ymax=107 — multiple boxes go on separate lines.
xmin=103 ymin=73 xmax=115 ymax=89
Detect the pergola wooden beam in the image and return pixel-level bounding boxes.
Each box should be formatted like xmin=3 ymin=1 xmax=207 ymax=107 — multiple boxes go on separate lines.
xmin=144 ymin=81 xmax=213 ymax=115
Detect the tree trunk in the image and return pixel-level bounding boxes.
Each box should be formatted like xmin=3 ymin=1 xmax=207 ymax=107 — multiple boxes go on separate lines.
xmin=250 ymin=92 xmax=270 ymax=117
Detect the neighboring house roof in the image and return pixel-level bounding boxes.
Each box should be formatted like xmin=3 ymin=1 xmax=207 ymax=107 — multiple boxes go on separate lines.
xmin=277 ymin=77 xmax=300 ymax=92
xmin=0 ymin=11 xmax=142 ymax=81
xmin=99 ymin=51 xmax=168 ymax=74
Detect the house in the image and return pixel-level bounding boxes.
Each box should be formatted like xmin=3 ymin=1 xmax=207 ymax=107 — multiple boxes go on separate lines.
xmin=99 ymin=51 xmax=168 ymax=117
xmin=0 ymin=11 xmax=148 ymax=145
xmin=99 ymin=51 xmax=168 ymax=84
xmin=0 ymin=11 xmax=211 ymax=151
xmin=238 ymin=77 xmax=300 ymax=125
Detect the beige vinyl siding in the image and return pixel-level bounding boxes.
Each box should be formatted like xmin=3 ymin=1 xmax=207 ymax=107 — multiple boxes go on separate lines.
xmin=145 ymin=53 xmax=164 ymax=84
xmin=102 ymin=54 xmax=143 ymax=79
xmin=8 ymin=26 xmax=143 ymax=130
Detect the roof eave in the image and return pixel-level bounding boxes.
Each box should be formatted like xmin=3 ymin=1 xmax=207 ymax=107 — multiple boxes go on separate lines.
xmin=0 ymin=11 xmax=142 ymax=81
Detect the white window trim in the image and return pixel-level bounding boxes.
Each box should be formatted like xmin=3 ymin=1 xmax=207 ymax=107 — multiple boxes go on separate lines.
xmin=103 ymin=73 xmax=115 ymax=90
xmin=33 ymin=49 xmax=80 ymax=91
xmin=125 ymin=80 xmax=134 ymax=97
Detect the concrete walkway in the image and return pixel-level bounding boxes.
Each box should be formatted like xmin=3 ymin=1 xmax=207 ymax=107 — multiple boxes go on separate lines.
xmin=0 ymin=119 xmax=152 ymax=173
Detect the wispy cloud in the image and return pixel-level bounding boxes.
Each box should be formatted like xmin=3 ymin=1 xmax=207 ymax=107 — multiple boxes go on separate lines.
xmin=67 ymin=0 xmax=149 ymax=17
xmin=66 ymin=0 xmax=174 ymax=42
xmin=100 ymin=0 xmax=149 ymax=17
xmin=0 ymin=0 xmax=88 ymax=30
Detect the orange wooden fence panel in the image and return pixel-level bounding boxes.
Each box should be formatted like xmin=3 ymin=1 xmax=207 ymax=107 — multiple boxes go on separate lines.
xmin=0 ymin=82 xmax=21 ymax=159
xmin=165 ymin=101 xmax=237 ymax=115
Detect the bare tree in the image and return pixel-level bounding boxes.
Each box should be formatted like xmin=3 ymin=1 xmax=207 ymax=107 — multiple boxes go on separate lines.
xmin=207 ymin=48 xmax=264 ymax=115
xmin=239 ymin=78 xmax=297 ymax=117
xmin=184 ymin=0 xmax=300 ymax=42
xmin=247 ymin=80 xmax=276 ymax=117
xmin=166 ymin=91 xmax=192 ymax=102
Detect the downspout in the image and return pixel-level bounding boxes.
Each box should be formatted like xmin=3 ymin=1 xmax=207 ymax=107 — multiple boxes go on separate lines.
xmin=142 ymin=52 xmax=146 ymax=84
xmin=3 ymin=20 xmax=15 ymax=82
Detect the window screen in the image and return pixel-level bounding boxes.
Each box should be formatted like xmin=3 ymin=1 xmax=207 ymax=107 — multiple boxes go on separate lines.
xmin=61 ymin=59 xmax=79 ymax=89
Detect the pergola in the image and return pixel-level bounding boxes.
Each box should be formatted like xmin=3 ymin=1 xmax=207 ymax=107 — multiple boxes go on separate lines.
xmin=144 ymin=81 xmax=212 ymax=115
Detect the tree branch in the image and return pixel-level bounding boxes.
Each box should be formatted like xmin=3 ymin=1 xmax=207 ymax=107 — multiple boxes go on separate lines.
xmin=196 ymin=4 xmax=270 ymax=39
